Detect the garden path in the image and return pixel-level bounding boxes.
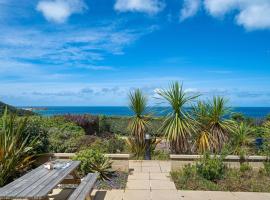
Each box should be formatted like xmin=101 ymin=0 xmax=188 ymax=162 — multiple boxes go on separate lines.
xmin=92 ymin=160 xmax=270 ymax=200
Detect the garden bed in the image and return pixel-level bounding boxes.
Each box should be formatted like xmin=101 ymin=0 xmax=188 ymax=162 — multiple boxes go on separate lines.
xmin=171 ymin=164 xmax=270 ymax=192
xmin=95 ymin=172 xmax=128 ymax=190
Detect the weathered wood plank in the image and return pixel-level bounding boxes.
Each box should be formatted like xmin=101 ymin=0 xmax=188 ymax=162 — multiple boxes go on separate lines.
xmin=68 ymin=173 xmax=98 ymax=200
xmin=0 ymin=165 xmax=46 ymax=196
xmin=29 ymin=161 xmax=80 ymax=198
xmin=0 ymin=160 xmax=81 ymax=199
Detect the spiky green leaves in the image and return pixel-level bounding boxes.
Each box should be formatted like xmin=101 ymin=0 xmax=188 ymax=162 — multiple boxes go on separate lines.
xmin=157 ymin=82 xmax=198 ymax=153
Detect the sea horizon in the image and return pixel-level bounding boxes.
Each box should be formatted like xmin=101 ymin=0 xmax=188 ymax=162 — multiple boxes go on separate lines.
xmin=19 ymin=106 xmax=270 ymax=118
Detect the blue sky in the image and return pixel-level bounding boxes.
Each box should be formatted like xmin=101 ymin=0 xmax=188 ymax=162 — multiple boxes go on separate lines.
xmin=0 ymin=0 xmax=270 ymax=106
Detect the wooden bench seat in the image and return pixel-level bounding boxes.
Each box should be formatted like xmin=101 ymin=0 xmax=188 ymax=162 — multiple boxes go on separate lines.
xmin=68 ymin=173 xmax=99 ymax=200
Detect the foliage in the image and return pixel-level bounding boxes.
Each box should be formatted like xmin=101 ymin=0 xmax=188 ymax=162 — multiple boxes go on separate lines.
xmin=263 ymin=161 xmax=270 ymax=176
xmin=194 ymin=97 xmax=233 ymax=153
xmin=152 ymin=150 xmax=170 ymax=160
xmin=128 ymin=89 xmax=149 ymax=144
xmin=171 ymin=165 xmax=270 ymax=192
xmin=196 ymin=153 xmax=226 ymax=181
xmin=230 ymin=122 xmax=254 ymax=155
xmin=0 ymin=108 xmax=38 ymax=186
xmin=90 ymin=136 xmax=127 ymax=154
xmin=42 ymin=117 xmax=85 ymax=153
xmin=22 ymin=116 xmax=49 ymax=153
xmin=64 ymin=114 xmax=99 ymax=135
xmin=126 ymin=137 xmax=146 ymax=158
xmin=231 ymin=113 xmax=245 ymax=122
xmin=157 ymin=82 xmax=198 ymax=153
xmin=74 ymin=148 xmax=113 ymax=180
xmin=239 ymin=162 xmax=252 ymax=173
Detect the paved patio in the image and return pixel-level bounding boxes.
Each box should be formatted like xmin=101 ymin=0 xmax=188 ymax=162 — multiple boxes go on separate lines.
xmin=50 ymin=160 xmax=270 ymax=200
xmin=92 ymin=160 xmax=270 ymax=200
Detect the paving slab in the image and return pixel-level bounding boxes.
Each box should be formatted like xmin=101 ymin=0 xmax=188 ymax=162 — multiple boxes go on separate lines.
xmin=178 ymin=191 xmax=212 ymax=200
xmin=232 ymin=192 xmax=270 ymax=200
xmin=128 ymin=172 xmax=149 ymax=180
xmin=151 ymin=190 xmax=179 ymax=200
xmin=150 ymin=180 xmax=176 ymax=190
xmin=130 ymin=166 xmax=142 ymax=173
xmin=94 ymin=190 xmax=124 ymax=200
xmin=149 ymin=172 xmax=170 ymax=180
xmin=142 ymin=166 xmax=161 ymax=173
xmin=126 ymin=180 xmax=151 ymax=190
xmin=123 ymin=190 xmax=151 ymax=200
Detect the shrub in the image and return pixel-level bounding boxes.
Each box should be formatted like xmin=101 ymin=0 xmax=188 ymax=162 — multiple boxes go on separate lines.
xmin=263 ymin=161 xmax=270 ymax=176
xmin=0 ymin=108 xmax=38 ymax=186
xmin=64 ymin=114 xmax=99 ymax=135
xmin=22 ymin=117 xmax=49 ymax=153
xmin=89 ymin=136 xmax=127 ymax=154
xmin=196 ymin=153 xmax=226 ymax=181
xmin=41 ymin=117 xmax=85 ymax=153
xmin=152 ymin=150 xmax=170 ymax=160
xmin=106 ymin=136 xmax=126 ymax=153
xmin=240 ymin=163 xmax=252 ymax=173
xmin=74 ymin=149 xmax=113 ymax=180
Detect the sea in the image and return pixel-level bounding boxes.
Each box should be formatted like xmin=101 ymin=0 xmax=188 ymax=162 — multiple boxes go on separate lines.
xmin=25 ymin=106 xmax=270 ymax=119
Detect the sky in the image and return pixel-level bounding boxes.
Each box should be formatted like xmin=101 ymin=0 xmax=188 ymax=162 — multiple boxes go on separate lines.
xmin=0 ymin=0 xmax=270 ymax=107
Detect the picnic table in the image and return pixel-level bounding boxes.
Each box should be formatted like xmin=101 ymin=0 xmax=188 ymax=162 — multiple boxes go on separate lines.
xmin=0 ymin=160 xmax=81 ymax=200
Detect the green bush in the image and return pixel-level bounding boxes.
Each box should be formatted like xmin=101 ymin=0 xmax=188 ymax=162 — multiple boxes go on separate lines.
xmin=74 ymin=149 xmax=113 ymax=180
xmin=152 ymin=150 xmax=170 ymax=160
xmin=196 ymin=153 xmax=226 ymax=181
xmin=22 ymin=117 xmax=49 ymax=153
xmin=89 ymin=136 xmax=127 ymax=154
xmin=263 ymin=161 xmax=270 ymax=176
xmin=38 ymin=117 xmax=85 ymax=153
xmin=240 ymin=163 xmax=252 ymax=173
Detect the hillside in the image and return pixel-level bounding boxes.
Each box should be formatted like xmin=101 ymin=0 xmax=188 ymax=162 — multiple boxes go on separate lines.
xmin=0 ymin=101 xmax=35 ymax=116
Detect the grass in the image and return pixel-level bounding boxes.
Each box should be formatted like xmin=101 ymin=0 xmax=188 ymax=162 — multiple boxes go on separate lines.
xmin=171 ymin=164 xmax=270 ymax=192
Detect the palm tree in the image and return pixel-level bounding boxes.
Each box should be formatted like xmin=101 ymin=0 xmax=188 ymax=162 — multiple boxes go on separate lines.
xmin=156 ymin=82 xmax=198 ymax=153
xmin=127 ymin=89 xmax=149 ymax=157
xmin=0 ymin=108 xmax=38 ymax=186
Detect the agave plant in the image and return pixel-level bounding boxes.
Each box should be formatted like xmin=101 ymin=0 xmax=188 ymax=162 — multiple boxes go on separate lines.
xmin=157 ymin=82 xmax=198 ymax=153
xmin=0 ymin=108 xmax=38 ymax=186
xmin=230 ymin=122 xmax=254 ymax=155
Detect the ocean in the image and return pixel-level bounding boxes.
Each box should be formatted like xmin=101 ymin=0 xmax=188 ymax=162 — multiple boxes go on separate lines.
xmin=27 ymin=106 xmax=270 ymax=119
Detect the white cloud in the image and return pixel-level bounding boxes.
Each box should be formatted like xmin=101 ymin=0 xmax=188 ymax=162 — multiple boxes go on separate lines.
xmin=114 ymin=0 xmax=165 ymax=14
xmin=236 ymin=4 xmax=270 ymax=30
xmin=36 ymin=0 xmax=87 ymax=23
xmin=204 ymin=0 xmax=270 ymax=30
xmin=179 ymin=0 xmax=270 ymax=30
xmin=180 ymin=0 xmax=201 ymax=21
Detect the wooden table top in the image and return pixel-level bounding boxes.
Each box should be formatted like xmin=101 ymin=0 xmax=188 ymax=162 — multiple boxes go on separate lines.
xmin=0 ymin=160 xmax=80 ymax=199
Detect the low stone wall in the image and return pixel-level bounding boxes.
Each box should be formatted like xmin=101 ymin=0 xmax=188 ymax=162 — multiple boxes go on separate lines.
xmin=37 ymin=153 xmax=131 ymax=172
xmin=170 ymin=154 xmax=268 ymax=171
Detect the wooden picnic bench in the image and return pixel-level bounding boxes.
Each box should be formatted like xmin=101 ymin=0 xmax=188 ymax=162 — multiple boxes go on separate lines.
xmin=68 ymin=173 xmax=99 ymax=200
xmin=0 ymin=160 xmax=80 ymax=200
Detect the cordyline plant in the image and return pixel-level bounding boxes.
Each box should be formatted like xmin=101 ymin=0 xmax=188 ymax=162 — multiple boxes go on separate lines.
xmin=157 ymin=82 xmax=198 ymax=154
xmin=0 ymin=107 xmax=38 ymax=186
xmin=192 ymin=97 xmax=233 ymax=153
xmin=127 ymin=89 xmax=149 ymax=157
